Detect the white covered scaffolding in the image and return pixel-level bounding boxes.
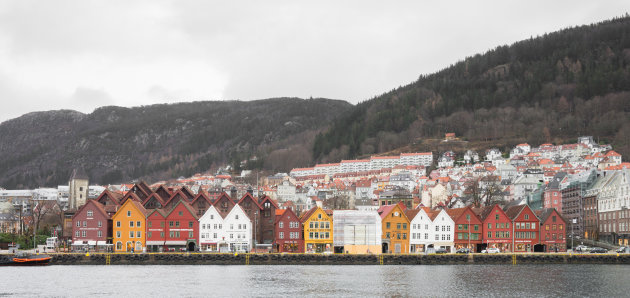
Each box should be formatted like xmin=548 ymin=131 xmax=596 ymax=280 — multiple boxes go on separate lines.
xmin=333 ymin=210 xmax=382 ymax=246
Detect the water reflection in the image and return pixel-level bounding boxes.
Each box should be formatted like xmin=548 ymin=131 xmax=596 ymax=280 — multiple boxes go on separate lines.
xmin=1 ymin=265 xmax=629 ymax=297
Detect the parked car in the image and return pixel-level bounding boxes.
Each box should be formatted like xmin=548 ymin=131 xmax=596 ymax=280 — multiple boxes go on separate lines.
xmin=456 ymin=248 xmax=471 ymax=254
xmin=616 ymin=246 xmax=630 ymax=253
xmin=435 ymin=248 xmax=448 ymax=254
xmin=590 ymin=247 xmax=607 ymax=253
xmin=484 ymin=247 xmax=500 ymax=253
xmin=575 ymin=245 xmax=589 ymax=252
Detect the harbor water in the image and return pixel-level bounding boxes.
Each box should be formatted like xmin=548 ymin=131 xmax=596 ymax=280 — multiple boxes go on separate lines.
xmin=1 ymin=264 xmax=629 ymax=297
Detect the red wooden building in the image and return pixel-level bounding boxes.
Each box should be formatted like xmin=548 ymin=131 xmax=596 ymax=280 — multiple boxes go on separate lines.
xmin=72 ymin=200 xmax=115 ymax=252
xmin=273 ymin=208 xmax=304 ymax=253
xmin=145 ymin=201 xmax=199 ymax=252
xmin=537 ymin=208 xmax=567 ymax=252
xmin=447 ymin=206 xmax=483 ymax=252
xmin=476 ymin=204 xmax=513 ymax=252
xmin=505 ymin=205 xmax=540 ymax=252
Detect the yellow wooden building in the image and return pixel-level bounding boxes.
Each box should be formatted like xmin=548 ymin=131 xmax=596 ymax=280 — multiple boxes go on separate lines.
xmin=112 ymin=199 xmax=148 ymax=252
xmin=378 ymin=202 xmax=410 ymax=253
xmin=300 ymin=206 xmax=333 ymax=253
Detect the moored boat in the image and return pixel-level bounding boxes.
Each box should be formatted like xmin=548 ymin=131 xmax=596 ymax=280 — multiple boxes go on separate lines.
xmin=0 ymin=252 xmax=52 ymax=266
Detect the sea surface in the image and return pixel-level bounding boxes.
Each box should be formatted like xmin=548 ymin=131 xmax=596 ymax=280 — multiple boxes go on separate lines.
xmin=1 ymin=264 xmax=628 ymax=297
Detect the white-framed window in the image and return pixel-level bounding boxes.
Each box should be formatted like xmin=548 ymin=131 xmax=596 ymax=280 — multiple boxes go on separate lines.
xmin=76 ymin=221 xmax=80 ymax=227
xmin=82 ymin=231 xmax=86 ymax=237
xmin=83 ymin=221 xmax=87 ymax=227
xmin=127 ymin=210 xmax=131 ymax=217
xmin=137 ymin=231 xmax=141 ymax=238
xmin=87 ymin=210 xmax=93 ymax=217
xmin=129 ymin=231 xmax=134 ymax=238
xmin=116 ymin=221 xmax=121 ymax=227
xmin=75 ymin=231 xmax=79 ymax=237
xmin=279 ymin=232 xmax=284 ymax=239
xmin=279 ymin=222 xmax=284 ymax=228
xmin=98 ymin=221 xmax=102 ymax=227
xmin=116 ymin=231 xmax=121 ymax=238
xmin=98 ymin=231 xmax=102 ymax=237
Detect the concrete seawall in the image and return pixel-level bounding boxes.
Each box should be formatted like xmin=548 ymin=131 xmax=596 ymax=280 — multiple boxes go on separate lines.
xmin=12 ymin=253 xmax=630 ymax=265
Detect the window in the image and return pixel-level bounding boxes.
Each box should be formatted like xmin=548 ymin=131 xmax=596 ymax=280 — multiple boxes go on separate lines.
xmin=526 ymin=223 xmax=530 ymax=229
xmin=83 ymin=221 xmax=87 ymax=227
xmin=546 ymin=224 xmax=549 ymax=231
xmin=424 ymin=233 xmax=428 ymax=239
xmin=403 ymin=223 xmax=407 ymax=230
xmin=397 ymin=223 xmax=401 ymax=230
xmin=189 ymin=231 xmax=193 ymax=238
xmin=87 ymin=210 xmax=93 ymax=217
xmin=129 ymin=231 xmax=134 ymax=238
xmin=75 ymin=231 xmax=79 ymax=237
xmin=488 ymin=223 xmax=492 ymax=230
xmin=98 ymin=231 xmax=102 ymax=237
xmin=386 ymin=222 xmax=391 ymax=229
xmin=466 ymin=214 xmax=470 ymax=221
xmin=210 ymin=215 xmax=214 ymax=219
xmin=129 ymin=221 xmax=134 ymax=228
xmin=397 ymin=233 xmax=401 ymax=239
xmin=243 ymin=224 xmax=247 ymax=229
xmin=403 ymin=233 xmax=407 ymax=240
xmin=447 ymin=226 xmax=451 ymax=231
xmin=488 ymin=232 xmax=492 ymax=238
xmin=148 ymin=221 xmax=152 ymax=228
xmin=189 ymin=221 xmax=193 ymax=228
xmin=280 ymin=232 xmax=284 ymax=239
xmin=474 ymin=225 xmax=479 ymax=231
xmin=524 ymin=214 xmax=529 ymax=220
xmin=127 ymin=210 xmax=131 ymax=217
xmin=76 ymin=221 xmax=80 ymax=227
xmin=116 ymin=231 xmax=121 ymax=238
xmin=386 ymin=232 xmax=390 ymax=239
xmin=230 ymin=224 xmax=234 ymax=229
xmin=213 ymin=233 xmax=217 ymax=239
xmin=236 ymin=215 xmax=239 ymax=219
xmin=435 ymin=234 xmax=439 ymax=240
xmin=435 ymin=225 xmax=439 ymax=231
xmin=137 ymin=221 xmax=141 ymax=227
xmin=179 ymin=211 xmax=183 ymax=216
xmin=148 ymin=232 xmax=152 ymax=238
xmin=279 ymin=222 xmax=284 ymax=228
xmin=495 ymin=214 xmax=499 ymax=220
xmin=309 ymin=232 xmax=314 ymax=238
xmin=176 ymin=221 xmax=180 ymax=227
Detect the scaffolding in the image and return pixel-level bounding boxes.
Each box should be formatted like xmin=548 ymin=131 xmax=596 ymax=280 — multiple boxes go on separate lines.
xmin=333 ymin=210 xmax=382 ymax=253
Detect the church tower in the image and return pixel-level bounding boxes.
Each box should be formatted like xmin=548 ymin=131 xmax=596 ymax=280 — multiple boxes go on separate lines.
xmin=69 ymin=168 xmax=89 ymax=210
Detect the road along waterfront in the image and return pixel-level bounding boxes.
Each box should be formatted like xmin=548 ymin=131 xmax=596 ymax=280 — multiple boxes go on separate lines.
xmin=1 ymin=264 xmax=629 ymax=297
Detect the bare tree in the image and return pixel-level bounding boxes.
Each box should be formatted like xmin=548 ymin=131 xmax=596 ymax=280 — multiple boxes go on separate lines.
xmin=31 ymin=200 xmax=54 ymax=234
xmin=464 ymin=179 xmax=482 ymax=207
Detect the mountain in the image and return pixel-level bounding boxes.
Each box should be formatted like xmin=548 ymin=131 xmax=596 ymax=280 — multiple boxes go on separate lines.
xmin=0 ymin=98 xmax=352 ymax=188
xmin=313 ymin=16 xmax=630 ymax=163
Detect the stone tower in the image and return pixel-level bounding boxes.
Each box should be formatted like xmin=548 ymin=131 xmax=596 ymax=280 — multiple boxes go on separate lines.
xmin=69 ymin=168 xmax=89 ymax=210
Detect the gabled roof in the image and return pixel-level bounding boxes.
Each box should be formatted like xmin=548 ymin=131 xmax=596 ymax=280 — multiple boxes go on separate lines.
xmin=237 ymin=193 xmax=262 ymax=209
xmin=179 ymin=185 xmax=196 ymax=201
xmin=165 ymin=200 xmax=199 ymax=220
xmin=72 ymin=199 xmax=109 ymax=220
xmin=377 ymin=202 xmax=407 ymax=220
xmin=300 ymin=206 xmax=321 ymax=223
xmin=146 ymin=208 xmax=167 ymax=219
xmin=136 ymin=181 xmax=154 ymax=197
xmin=503 ymin=205 xmax=539 ymax=221
xmin=114 ymin=198 xmax=149 ymax=218
xmin=258 ymin=195 xmax=279 ymax=209
xmin=537 ymin=208 xmax=565 ymax=224
xmin=404 ymin=209 xmax=420 ymax=221
xmin=95 ymin=190 xmax=123 ymax=206
xmin=191 ymin=191 xmax=213 ymax=206
xmin=120 ymin=192 xmax=142 ymax=205
xmin=142 ymin=193 xmax=166 ymax=208
xmin=154 ymin=185 xmax=172 ymax=200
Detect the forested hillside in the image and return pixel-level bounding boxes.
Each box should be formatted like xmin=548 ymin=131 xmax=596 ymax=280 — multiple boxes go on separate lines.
xmin=0 ymin=98 xmax=351 ymax=188
xmin=313 ymin=16 xmax=630 ymax=162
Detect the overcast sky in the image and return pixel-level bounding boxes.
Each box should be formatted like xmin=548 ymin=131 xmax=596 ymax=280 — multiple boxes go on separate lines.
xmin=0 ymin=1 xmax=627 ymax=123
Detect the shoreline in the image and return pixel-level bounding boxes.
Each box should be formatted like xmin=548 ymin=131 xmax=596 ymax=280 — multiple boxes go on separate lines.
xmin=2 ymin=252 xmax=628 ymax=265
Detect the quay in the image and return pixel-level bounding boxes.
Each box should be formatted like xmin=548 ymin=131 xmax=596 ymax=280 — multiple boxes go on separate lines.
xmin=5 ymin=253 xmax=630 ymax=265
